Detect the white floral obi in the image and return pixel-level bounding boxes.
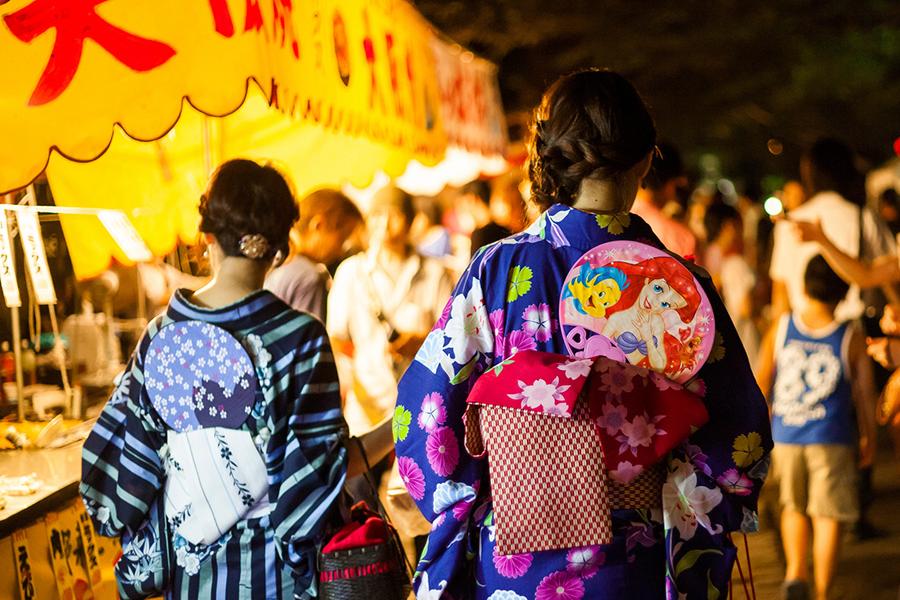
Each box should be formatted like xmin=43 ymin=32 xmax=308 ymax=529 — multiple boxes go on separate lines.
xmin=163 ymin=428 xmax=269 ymax=546
xmin=145 ymin=320 xmax=271 ymax=547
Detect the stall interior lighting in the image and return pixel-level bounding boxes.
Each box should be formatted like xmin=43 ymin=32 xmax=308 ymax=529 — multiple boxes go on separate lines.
xmin=0 ymin=204 xmax=152 ymax=263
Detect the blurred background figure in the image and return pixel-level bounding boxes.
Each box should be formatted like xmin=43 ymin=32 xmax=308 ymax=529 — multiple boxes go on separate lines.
xmin=632 ymin=142 xmax=698 ymax=257
xmin=489 ymin=171 xmax=529 ymax=235
xmin=782 ymin=179 xmax=808 ymax=214
xmin=265 ymin=188 xmax=364 ymax=321
xmin=757 ymin=256 xmax=876 ymax=600
xmin=327 ymin=185 xmax=453 ymax=562
xmin=327 ymin=185 xmax=453 ymax=436
xmin=411 ymin=195 xmax=453 ymax=260
xmin=705 ymin=202 xmax=759 ymax=361
xmin=770 ymin=138 xmax=897 ymax=322
xmin=877 ymin=187 xmax=900 ymax=240
xmin=460 ymin=178 xmax=512 ymax=257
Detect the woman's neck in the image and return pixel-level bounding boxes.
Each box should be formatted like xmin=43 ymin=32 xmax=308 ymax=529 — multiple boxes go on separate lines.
xmin=571 ymin=178 xmax=635 ymax=215
xmin=191 ymin=257 xmax=269 ymax=308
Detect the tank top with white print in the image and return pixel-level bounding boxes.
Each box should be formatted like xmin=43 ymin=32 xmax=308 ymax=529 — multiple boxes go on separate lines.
xmin=771 ymin=313 xmax=855 ymax=445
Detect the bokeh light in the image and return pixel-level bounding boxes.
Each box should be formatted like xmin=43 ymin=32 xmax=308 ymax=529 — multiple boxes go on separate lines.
xmin=764 ymin=196 xmax=784 ymax=216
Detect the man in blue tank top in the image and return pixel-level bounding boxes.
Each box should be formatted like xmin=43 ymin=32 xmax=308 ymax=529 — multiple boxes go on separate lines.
xmin=757 ymin=255 xmax=877 ymax=600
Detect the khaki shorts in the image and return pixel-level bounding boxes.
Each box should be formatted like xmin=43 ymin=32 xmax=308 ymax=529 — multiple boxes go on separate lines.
xmin=772 ymin=443 xmax=859 ymax=522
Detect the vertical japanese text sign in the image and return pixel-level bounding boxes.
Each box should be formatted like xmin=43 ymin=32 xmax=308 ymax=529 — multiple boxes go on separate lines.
xmin=0 ymin=209 xmax=22 ymax=308
xmin=16 ymin=209 xmax=56 ymax=305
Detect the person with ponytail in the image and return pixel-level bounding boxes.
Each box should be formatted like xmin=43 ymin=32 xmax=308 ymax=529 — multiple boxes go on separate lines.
xmin=393 ymin=70 xmax=771 ymax=599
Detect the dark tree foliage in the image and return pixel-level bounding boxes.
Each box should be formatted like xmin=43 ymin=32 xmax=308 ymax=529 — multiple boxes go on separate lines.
xmin=416 ymin=0 xmax=900 ymax=184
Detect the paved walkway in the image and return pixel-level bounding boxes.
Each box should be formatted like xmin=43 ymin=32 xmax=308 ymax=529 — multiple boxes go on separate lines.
xmin=732 ymin=447 xmax=900 ymax=600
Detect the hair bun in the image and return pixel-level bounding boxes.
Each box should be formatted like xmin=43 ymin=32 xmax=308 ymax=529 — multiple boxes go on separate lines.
xmin=526 ymin=69 xmax=656 ymax=212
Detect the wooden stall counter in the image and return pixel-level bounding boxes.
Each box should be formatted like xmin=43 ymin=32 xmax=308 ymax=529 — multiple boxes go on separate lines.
xmin=0 ymin=440 xmax=120 ymax=599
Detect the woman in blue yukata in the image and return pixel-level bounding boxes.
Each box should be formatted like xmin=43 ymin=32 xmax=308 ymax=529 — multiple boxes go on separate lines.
xmin=393 ymin=70 xmax=772 ymax=599
xmin=81 ymin=159 xmax=351 ymax=599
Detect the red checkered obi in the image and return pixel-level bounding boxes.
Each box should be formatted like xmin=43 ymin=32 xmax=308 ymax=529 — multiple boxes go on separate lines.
xmin=464 ymin=351 xmax=708 ymax=555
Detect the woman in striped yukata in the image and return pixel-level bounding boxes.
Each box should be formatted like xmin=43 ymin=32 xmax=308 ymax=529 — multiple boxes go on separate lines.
xmin=81 ymin=159 xmax=349 ymax=599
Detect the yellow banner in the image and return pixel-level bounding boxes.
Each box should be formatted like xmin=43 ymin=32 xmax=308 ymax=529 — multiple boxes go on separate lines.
xmin=0 ymin=0 xmax=447 ymax=195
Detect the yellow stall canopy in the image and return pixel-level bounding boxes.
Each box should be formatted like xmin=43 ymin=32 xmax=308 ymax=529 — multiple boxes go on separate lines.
xmin=0 ymin=0 xmax=505 ymax=279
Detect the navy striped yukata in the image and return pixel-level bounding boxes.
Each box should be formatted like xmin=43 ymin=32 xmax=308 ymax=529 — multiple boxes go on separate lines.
xmin=81 ymin=289 xmax=348 ymax=599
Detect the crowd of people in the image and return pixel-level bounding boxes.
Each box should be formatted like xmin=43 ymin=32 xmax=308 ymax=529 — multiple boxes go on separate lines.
xmin=77 ymin=68 xmax=900 ymax=600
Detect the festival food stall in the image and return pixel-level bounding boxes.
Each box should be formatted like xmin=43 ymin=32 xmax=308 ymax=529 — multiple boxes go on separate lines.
xmin=0 ymin=1 xmax=508 ymax=597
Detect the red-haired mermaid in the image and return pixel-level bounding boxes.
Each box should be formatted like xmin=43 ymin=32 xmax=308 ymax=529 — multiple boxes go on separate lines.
xmin=601 ymin=256 xmax=702 ymax=378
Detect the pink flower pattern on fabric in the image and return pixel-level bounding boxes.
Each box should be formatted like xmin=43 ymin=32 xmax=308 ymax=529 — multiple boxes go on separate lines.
xmin=597 ymin=401 xmax=628 ymax=435
xmin=717 ymin=468 xmax=754 ymax=496
xmin=426 ymin=426 xmax=460 ymax=476
xmin=418 ymin=392 xmax=447 ymax=432
xmin=522 ymin=303 xmax=555 ymax=343
xmin=490 ymin=309 xmax=506 ymax=355
xmin=609 ymin=460 xmax=644 ymax=484
xmin=617 ymin=413 xmax=666 ymax=456
xmin=508 ymin=377 xmax=572 ymax=415
xmin=492 ymin=546 xmax=534 ymax=579
xmin=505 ymin=329 xmax=537 ymax=357
xmin=397 ymin=456 xmax=426 ymax=501
xmin=599 ymin=362 xmax=636 ymax=396
xmin=650 ymin=371 xmax=680 ymax=391
xmin=535 ymin=570 xmax=585 ymax=600
xmin=565 ymin=546 xmax=605 ymax=579
xmin=557 ymin=358 xmax=593 ymax=380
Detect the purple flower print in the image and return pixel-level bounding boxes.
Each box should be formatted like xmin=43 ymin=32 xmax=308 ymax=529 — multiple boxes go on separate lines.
xmin=684 ymin=442 xmax=713 ymax=476
xmin=535 ymin=570 xmax=584 ymax=600
xmin=426 ymin=426 xmax=460 ymax=476
xmin=492 ymin=546 xmax=533 ymax=578
xmin=418 ymin=392 xmax=447 ymax=431
xmin=522 ymin=303 xmax=555 ymax=343
xmin=397 ymin=456 xmax=426 ymax=501
xmin=716 ymin=468 xmax=753 ymax=496
xmin=504 ymin=329 xmax=537 ymax=357
xmin=565 ymin=546 xmax=604 ymax=579
xmin=435 ymin=297 xmax=453 ymax=330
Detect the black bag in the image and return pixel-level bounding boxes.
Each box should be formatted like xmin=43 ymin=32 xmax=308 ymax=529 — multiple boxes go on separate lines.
xmin=317 ymin=439 xmax=413 ymax=600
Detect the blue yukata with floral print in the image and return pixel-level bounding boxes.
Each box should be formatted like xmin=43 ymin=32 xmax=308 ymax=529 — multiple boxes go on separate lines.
xmin=393 ymin=204 xmax=772 ymax=599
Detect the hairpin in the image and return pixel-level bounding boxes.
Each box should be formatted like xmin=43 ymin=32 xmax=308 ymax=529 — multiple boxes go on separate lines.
xmin=239 ymin=234 xmax=271 ymax=259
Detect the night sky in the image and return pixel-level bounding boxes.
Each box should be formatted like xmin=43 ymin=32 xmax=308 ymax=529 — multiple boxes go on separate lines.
xmin=416 ymin=0 xmax=900 ymax=190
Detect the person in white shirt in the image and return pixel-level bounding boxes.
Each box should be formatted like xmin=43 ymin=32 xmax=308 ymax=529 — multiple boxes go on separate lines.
xmin=704 ymin=202 xmax=759 ymax=364
xmin=770 ymin=138 xmax=896 ymax=322
xmin=327 ymin=185 xmax=454 ymax=436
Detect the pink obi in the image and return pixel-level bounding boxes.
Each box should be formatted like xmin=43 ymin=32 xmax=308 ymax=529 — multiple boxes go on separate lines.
xmin=464 ymin=350 xmax=708 ymax=555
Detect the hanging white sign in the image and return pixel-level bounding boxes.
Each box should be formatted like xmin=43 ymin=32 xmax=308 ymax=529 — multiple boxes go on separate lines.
xmin=0 ymin=210 xmax=21 ymax=308
xmin=98 ymin=211 xmax=153 ymax=263
xmin=17 ymin=208 xmax=57 ymax=305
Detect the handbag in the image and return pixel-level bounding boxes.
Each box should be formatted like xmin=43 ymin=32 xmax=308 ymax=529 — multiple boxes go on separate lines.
xmin=317 ymin=438 xmax=413 ymax=600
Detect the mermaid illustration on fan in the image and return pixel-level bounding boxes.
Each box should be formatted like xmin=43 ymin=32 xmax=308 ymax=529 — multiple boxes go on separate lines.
xmin=562 ymin=255 xmax=703 ymax=379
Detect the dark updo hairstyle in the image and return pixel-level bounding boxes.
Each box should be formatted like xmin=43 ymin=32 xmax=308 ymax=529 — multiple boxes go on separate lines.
xmin=527 ymin=69 xmax=657 ymax=212
xmin=198 ymin=159 xmax=299 ymax=261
